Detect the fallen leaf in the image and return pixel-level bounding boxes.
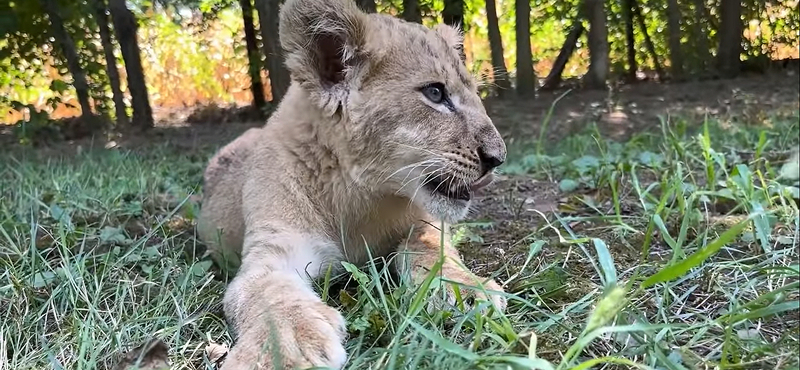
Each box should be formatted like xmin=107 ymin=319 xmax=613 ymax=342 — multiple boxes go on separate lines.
xmin=123 ymin=219 xmax=148 ymax=238
xmin=112 ymin=338 xmax=170 ymax=370
xmin=205 ymin=341 xmax=229 ymax=364
xmin=737 ymin=328 xmax=761 ymax=340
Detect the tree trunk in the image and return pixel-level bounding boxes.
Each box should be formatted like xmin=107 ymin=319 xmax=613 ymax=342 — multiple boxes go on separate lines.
xmin=108 ymin=0 xmax=153 ymax=129
xmin=717 ymin=0 xmax=742 ymax=78
xmin=485 ymin=0 xmax=511 ymax=96
xmin=666 ymin=0 xmax=684 ymax=80
xmin=442 ymin=0 xmax=463 ymax=27
xmin=541 ymin=20 xmax=584 ymax=90
xmin=403 ymin=0 xmax=421 ymax=23
xmin=692 ymin=0 xmax=712 ymax=74
xmin=623 ymin=0 xmax=637 ymax=81
xmin=583 ymin=0 xmax=608 ymax=89
xmin=515 ymin=0 xmax=536 ymax=96
xmin=255 ymin=0 xmax=290 ymax=104
xmin=356 ymin=0 xmax=377 ymax=13
xmin=443 ymin=0 xmax=465 ymax=62
xmin=92 ymin=0 xmax=128 ymax=125
xmin=41 ymin=0 xmax=93 ymax=119
xmin=239 ymin=0 xmax=266 ymax=115
xmin=632 ymin=0 xmax=664 ymax=79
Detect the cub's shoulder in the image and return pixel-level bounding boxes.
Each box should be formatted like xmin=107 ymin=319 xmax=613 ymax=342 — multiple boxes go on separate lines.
xmin=203 ymin=127 xmax=264 ymax=194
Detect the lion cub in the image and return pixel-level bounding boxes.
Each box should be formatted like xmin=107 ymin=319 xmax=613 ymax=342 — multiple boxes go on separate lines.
xmin=196 ymin=0 xmax=508 ymax=368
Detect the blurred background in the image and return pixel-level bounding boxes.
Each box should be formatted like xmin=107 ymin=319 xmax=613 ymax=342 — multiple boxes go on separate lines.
xmin=1 ymin=0 xmax=797 ymax=140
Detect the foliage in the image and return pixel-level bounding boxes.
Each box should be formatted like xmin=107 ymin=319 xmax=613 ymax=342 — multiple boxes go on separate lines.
xmin=137 ymin=8 xmax=261 ymax=107
xmin=2 ymin=0 xmax=799 ymax=124
xmin=7 ymin=103 xmax=58 ymax=146
xmin=1 ymin=0 xmax=116 ymax=123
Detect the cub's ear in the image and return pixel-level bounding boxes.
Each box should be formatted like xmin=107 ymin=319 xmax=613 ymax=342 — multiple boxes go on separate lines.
xmin=434 ymin=24 xmax=464 ymax=50
xmin=279 ymin=0 xmax=368 ymax=114
xmin=434 ymin=23 xmax=465 ymax=62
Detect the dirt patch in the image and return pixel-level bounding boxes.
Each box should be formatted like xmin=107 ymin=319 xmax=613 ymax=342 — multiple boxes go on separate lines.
xmin=454 ymin=174 xmax=562 ymax=276
xmin=486 ymin=70 xmax=800 ymax=143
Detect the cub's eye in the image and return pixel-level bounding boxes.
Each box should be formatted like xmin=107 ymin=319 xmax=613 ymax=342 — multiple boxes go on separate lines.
xmin=421 ymin=83 xmax=446 ymax=104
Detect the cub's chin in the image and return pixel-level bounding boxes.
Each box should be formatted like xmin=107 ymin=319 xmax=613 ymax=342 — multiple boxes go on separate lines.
xmin=419 ymin=192 xmax=471 ymax=224
xmin=411 ymin=176 xmax=474 ymax=224
xmin=409 ymin=171 xmax=497 ymax=223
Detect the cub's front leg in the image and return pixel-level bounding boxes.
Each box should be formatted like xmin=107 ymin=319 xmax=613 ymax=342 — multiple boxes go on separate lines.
xmin=397 ymin=223 xmax=507 ymax=313
xmin=220 ymin=233 xmax=347 ymax=370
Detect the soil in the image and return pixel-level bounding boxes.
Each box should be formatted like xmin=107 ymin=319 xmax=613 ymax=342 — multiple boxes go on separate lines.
xmin=486 ymin=69 xmax=800 ymax=143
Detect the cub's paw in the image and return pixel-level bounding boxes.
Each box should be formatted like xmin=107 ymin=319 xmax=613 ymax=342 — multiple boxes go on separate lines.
xmin=221 ymin=301 xmax=347 ymax=370
xmin=425 ymin=272 xmax=508 ymax=315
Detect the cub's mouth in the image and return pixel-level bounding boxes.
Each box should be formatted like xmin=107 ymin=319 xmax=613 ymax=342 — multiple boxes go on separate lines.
xmin=423 ymin=172 xmax=495 ymax=201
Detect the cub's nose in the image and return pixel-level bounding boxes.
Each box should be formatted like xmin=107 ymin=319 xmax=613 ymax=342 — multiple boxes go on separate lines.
xmin=478 ymin=146 xmax=505 ymax=174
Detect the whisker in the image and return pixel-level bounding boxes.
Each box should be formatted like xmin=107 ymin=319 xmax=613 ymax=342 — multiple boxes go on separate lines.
xmin=394 ymin=164 xmax=440 ymax=195
xmin=400 ymin=166 xmax=445 ymax=197
xmin=379 ymin=159 xmax=439 ymax=185
xmin=397 ymin=159 xmax=440 ymax=188
xmin=347 ymin=154 xmax=383 ymax=190
xmin=406 ymin=167 xmax=447 ymax=207
xmin=428 ymin=171 xmax=449 ymax=197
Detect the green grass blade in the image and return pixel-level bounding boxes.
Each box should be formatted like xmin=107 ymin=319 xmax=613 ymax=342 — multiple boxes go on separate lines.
xmin=570 ymin=356 xmax=654 ymax=370
xmin=480 ymin=355 xmax=556 ymax=370
xmin=591 ymin=238 xmax=617 ymax=288
xmin=727 ymin=301 xmax=800 ymax=325
xmin=407 ymin=321 xmax=478 ymax=361
xmin=641 ymin=215 xmax=753 ymax=289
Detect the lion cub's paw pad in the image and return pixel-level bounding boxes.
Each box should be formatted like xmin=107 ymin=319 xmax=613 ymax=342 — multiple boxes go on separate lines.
xmin=221 ymin=302 xmax=348 ymax=370
xmin=427 ymin=279 xmax=507 ymax=315
xmin=285 ymin=302 xmax=348 ymax=368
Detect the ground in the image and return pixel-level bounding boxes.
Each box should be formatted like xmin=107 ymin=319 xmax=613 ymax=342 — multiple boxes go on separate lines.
xmin=1 ymin=72 xmax=799 ymax=370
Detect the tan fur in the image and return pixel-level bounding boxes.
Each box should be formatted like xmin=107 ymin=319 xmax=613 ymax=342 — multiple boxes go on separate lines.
xmin=196 ymin=0 xmax=508 ymax=368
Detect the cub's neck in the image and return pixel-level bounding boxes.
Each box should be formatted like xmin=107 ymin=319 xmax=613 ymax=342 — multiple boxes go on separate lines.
xmin=265 ymin=85 xmax=429 ymax=251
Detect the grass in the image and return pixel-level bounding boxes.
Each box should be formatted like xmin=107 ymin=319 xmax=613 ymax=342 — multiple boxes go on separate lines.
xmin=1 ymin=111 xmax=799 ymax=370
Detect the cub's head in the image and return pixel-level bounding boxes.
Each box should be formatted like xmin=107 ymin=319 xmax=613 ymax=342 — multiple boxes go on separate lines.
xmin=279 ymin=0 xmax=506 ymax=222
